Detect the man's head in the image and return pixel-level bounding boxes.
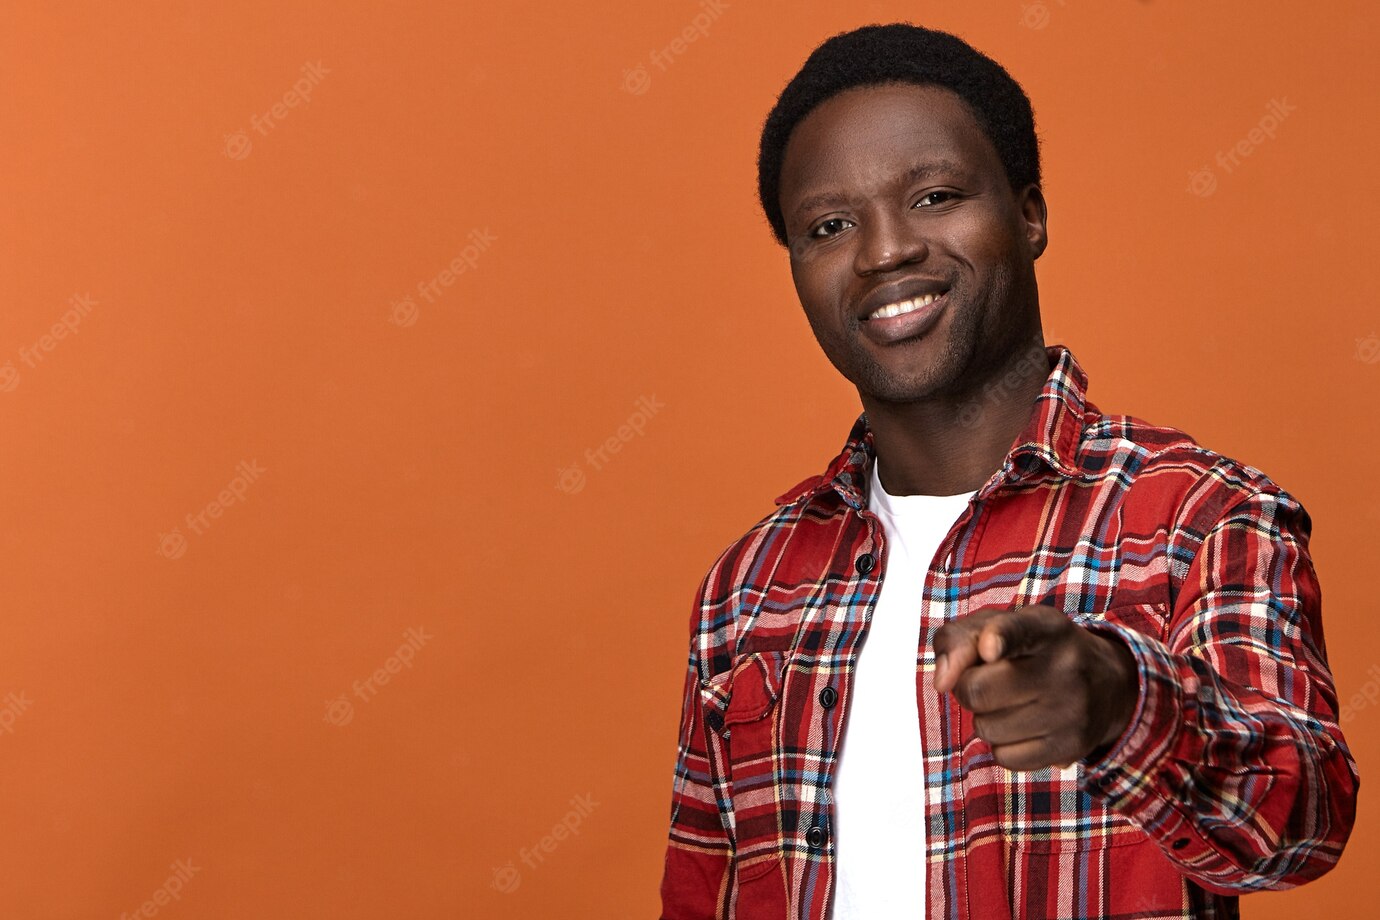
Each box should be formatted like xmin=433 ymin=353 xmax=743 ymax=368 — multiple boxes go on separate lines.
xmin=757 ymin=23 xmax=1041 ymax=250
xmin=758 ymin=23 xmax=1049 ymax=407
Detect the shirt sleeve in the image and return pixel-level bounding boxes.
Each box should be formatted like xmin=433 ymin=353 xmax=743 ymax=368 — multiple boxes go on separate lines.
xmin=1079 ymin=482 xmax=1359 ymax=894
xmin=659 ymin=581 xmax=731 ymax=919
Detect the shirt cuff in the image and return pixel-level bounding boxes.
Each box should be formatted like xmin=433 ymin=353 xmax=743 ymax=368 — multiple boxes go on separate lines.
xmin=1077 ymin=620 xmax=1187 ymax=811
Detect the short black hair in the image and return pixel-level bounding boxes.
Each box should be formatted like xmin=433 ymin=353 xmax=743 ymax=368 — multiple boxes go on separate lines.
xmin=757 ymin=22 xmax=1041 ymax=248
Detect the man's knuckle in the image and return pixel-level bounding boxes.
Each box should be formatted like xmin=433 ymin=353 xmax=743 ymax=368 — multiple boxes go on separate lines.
xmin=960 ymin=675 xmax=987 ymax=711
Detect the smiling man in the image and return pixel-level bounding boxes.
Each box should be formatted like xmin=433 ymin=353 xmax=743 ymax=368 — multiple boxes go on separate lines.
xmin=658 ymin=22 xmax=1357 ymax=920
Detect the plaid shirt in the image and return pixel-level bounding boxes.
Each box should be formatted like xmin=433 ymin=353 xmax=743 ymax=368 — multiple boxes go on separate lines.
xmin=659 ymin=344 xmax=1358 ymax=920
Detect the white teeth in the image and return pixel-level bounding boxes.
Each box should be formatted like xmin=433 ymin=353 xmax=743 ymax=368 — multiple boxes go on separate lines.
xmin=868 ymin=292 xmax=943 ymax=320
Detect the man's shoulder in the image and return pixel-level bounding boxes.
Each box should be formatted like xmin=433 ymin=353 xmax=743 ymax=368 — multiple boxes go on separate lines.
xmin=681 ymin=500 xmax=821 ymax=669
xmin=773 ymin=473 xmax=825 ymax=507
xmin=696 ymin=499 xmax=818 ymax=589
xmin=1082 ymin=410 xmax=1303 ymax=526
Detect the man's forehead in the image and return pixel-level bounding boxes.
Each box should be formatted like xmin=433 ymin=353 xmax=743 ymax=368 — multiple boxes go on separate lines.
xmin=782 ymin=90 xmax=992 ymax=199
xmin=797 ymin=82 xmax=973 ymax=139
xmin=827 ymin=123 xmax=957 ymax=153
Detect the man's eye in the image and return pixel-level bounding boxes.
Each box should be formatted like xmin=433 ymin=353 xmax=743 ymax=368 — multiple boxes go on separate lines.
xmin=914 ymin=191 xmax=956 ymax=208
xmin=811 ymin=217 xmax=854 ymax=238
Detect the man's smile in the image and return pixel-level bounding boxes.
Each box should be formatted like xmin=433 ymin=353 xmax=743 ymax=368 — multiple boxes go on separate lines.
xmin=865 ymin=290 xmax=946 ymax=321
xmin=856 ymin=276 xmax=952 ymax=321
xmin=858 ymin=289 xmax=950 ymax=345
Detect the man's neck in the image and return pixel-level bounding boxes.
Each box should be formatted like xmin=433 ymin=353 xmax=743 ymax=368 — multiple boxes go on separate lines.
xmin=862 ymin=346 xmax=1050 ymax=497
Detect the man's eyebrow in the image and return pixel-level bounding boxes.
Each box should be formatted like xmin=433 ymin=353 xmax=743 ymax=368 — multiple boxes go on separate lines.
xmin=791 ymin=159 xmax=971 ymax=218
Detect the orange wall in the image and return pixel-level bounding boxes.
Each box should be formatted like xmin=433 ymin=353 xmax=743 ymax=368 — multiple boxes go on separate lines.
xmin=1 ymin=1 xmax=1374 ymax=917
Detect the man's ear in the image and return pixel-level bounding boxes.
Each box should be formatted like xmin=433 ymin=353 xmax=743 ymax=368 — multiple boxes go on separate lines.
xmin=1017 ymin=183 xmax=1048 ymax=261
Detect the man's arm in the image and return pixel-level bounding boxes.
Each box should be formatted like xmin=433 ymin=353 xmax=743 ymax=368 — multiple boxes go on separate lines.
xmin=659 ymin=585 xmax=731 ymax=920
xmin=1079 ymin=484 xmax=1359 ymax=892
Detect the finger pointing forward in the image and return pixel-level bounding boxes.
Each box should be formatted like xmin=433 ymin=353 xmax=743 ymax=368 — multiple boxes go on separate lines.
xmin=933 ymin=605 xmax=1069 ymax=694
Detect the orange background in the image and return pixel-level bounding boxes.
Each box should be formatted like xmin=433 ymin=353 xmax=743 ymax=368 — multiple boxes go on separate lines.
xmin=1 ymin=1 xmax=1375 ymax=917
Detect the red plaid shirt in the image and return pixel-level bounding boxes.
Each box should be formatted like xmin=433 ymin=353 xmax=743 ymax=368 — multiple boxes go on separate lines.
xmin=659 ymin=344 xmax=1358 ymax=920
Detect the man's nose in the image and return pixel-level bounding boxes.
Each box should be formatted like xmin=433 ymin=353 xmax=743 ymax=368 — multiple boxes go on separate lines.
xmin=853 ymin=209 xmax=928 ymax=274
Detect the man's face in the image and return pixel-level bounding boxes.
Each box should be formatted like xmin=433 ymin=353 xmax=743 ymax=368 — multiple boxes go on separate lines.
xmin=778 ymin=81 xmax=1048 ymax=405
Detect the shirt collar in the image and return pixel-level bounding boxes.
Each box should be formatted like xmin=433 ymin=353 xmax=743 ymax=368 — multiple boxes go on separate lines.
xmin=773 ymin=343 xmax=1091 ymax=510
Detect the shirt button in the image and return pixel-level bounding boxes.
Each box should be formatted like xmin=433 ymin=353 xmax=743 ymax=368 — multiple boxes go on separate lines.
xmin=1172 ymin=837 xmax=1190 ymax=851
xmin=819 ymin=686 xmax=837 ymax=708
xmin=855 ymin=553 xmax=875 ymax=575
xmin=807 ymin=825 xmax=827 ymax=849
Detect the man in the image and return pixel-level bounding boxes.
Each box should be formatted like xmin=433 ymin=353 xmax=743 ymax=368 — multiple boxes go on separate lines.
xmin=657 ymin=22 xmax=1359 ymax=920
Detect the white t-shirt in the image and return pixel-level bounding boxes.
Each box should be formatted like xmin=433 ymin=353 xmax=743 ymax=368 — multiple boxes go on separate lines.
xmin=831 ymin=456 xmax=976 ymax=918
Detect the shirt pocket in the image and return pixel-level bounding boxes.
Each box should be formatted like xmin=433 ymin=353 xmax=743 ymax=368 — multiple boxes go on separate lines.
xmin=1000 ymin=763 xmax=1146 ymax=853
xmin=731 ymin=852 xmax=789 ymax=920
xmin=699 ymin=651 xmax=789 ymax=853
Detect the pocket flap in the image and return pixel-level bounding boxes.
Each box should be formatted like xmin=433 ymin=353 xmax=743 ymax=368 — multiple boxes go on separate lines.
xmin=701 ymin=652 xmax=786 ymax=729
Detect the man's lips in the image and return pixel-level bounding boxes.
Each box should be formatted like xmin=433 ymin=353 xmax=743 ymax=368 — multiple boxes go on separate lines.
xmin=862 ymin=289 xmax=947 ymax=322
xmin=859 ymin=290 xmax=950 ymax=345
xmin=856 ymin=278 xmax=951 ymax=322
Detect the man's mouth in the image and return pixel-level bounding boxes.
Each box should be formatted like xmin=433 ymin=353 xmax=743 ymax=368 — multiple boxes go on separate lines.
xmin=859 ymin=289 xmax=950 ymax=344
xmin=865 ymin=291 xmax=946 ymax=321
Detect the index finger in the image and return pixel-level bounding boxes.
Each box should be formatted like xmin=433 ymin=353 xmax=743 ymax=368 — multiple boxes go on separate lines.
xmin=933 ymin=607 xmax=1006 ymax=693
